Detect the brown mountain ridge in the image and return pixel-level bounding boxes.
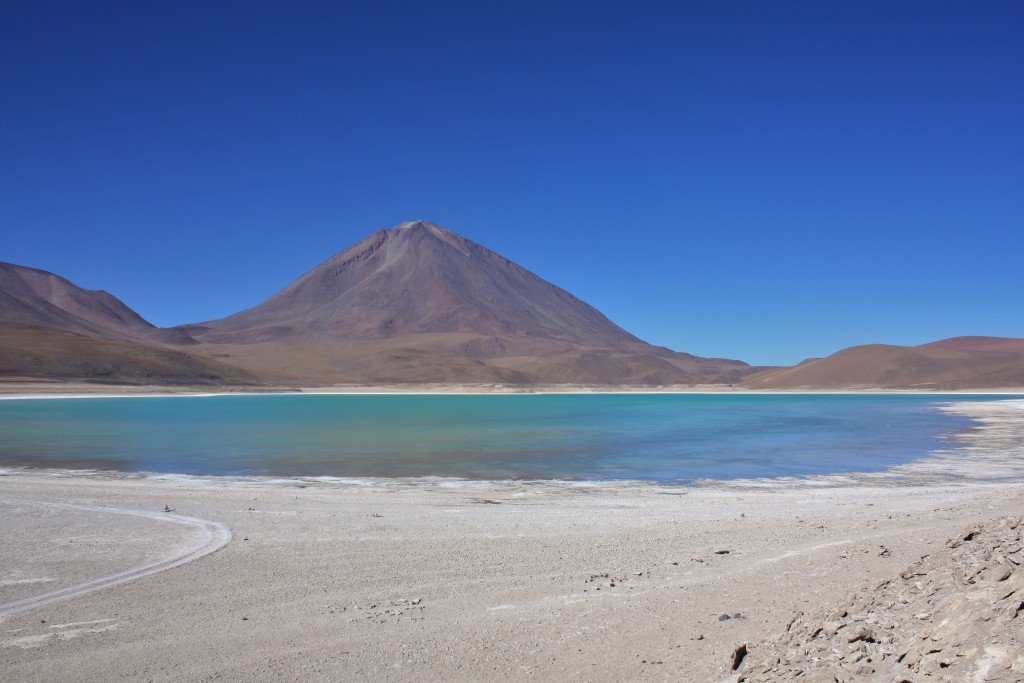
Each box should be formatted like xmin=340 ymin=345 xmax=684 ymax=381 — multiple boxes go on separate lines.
xmin=746 ymin=337 xmax=1024 ymax=390
xmin=0 ymin=262 xmax=194 ymax=345
xmin=2 ymin=221 xmax=1021 ymax=389
xmin=0 ymin=263 xmax=252 ymax=386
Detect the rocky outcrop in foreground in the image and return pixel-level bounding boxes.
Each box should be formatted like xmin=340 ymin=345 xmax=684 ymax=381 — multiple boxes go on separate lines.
xmin=734 ymin=517 xmax=1024 ymax=681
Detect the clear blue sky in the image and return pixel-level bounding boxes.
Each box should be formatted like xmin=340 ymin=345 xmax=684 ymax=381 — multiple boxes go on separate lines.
xmin=2 ymin=2 xmax=1021 ymax=366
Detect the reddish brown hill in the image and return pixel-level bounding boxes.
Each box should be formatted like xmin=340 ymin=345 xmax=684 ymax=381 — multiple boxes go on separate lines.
xmin=746 ymin=337 xmax=1024 ymax=390
xmin=0 ymin=262 xmax=193 ymax=344
xmin=0 ymin=263 xmax=251 ymax=386
xmin=918 ymin=336 xmax=1024 ymax=354
xmin=0 ymin=320 xmax=253 ymax=386
xmin=180 ymin=221 xmax=755 ymax=385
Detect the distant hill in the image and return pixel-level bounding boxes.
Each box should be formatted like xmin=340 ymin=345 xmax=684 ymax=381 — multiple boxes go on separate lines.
xmin=917 ymin=336 xmax=1024 ymax=354
xmin=745 ymin=337 xmax=1024 ymax=390
xmin=0 ymin=263 xmax=250 ymax=386
xmin=0 ymin=320 xmax=253 ymax=386
xmin=0 ymin=262 xmax=193 ymax=344
xmin=179 ymin=221 xmax=756 ymax=385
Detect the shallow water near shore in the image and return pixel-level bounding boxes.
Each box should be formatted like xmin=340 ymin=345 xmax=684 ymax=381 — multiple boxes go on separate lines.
xmin=2 ymin=394 xmax=1020 ymax=482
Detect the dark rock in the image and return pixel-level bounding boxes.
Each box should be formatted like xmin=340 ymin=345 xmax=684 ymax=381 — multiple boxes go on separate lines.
xmin=730 ymin=643 xmax=748 ymax=670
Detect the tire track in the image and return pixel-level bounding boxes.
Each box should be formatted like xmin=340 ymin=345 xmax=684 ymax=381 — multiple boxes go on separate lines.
xmin=0 ymin=499 xmax=231 ymax=620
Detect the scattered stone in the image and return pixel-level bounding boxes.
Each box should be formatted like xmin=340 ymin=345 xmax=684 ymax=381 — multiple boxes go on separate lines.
xmin=736 ymin=517 xmax=1024 ymax=681
xmin=985 ymin=564 xmax=1013 ymax=582
xmin=846 ymin=626 xmax=877 ymax=643
xmin=353 ymin=598 xmax=427 ymax=624
xmin=584 ymin=572 xmax=627 ymax=589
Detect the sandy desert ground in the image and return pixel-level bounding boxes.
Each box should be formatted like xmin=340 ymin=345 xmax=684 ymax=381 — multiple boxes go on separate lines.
xmin=1 ymin=400 xmax=1023 ymax=681
xmin=4 ymin=380 xmax=1024 ymax=397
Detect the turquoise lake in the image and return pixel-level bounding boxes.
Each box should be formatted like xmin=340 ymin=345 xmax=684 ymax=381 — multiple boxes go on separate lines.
xmin=0 ymin=394 xmax=1013 ymax=483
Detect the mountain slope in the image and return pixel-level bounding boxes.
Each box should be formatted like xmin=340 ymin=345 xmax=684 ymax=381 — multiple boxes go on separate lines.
xmin=745 ymin=337 xmax=1024 ymax=389
xmin=918 ymin=336 xmax=1024 ymax=354
xmin=0 ymin=263 xmax=252 ymax=386
xmin=0 ymin=319 xmax=254 ymax=386
xmin=181 ymin=221 xmax=755 ymax=385
xmin=182 ymin=221 xmax=641 ymax=346
xmin=0 ymin=262 xmax=193 ymax=344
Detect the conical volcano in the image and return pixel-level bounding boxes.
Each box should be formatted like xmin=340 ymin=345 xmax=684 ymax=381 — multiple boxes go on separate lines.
xmin=180 ymin=221 xmax=754 ymax=385
xmin=184 ymin=221 xmax=642 ymax=346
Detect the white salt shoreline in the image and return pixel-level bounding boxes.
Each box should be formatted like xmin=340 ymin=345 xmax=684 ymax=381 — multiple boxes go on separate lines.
xmin=2 ymin=386 xmax=1023 ymax=400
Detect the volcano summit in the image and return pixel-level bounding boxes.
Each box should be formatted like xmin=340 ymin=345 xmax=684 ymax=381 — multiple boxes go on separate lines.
xmin=177 ymin=221 xmax=754 ymax=385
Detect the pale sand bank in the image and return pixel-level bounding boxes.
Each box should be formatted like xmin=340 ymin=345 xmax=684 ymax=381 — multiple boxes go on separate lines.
xmin=3 ymin=380 xmax=1024 ymax=399
xmin=0 ymin=400 xmax=1022 ymax=681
